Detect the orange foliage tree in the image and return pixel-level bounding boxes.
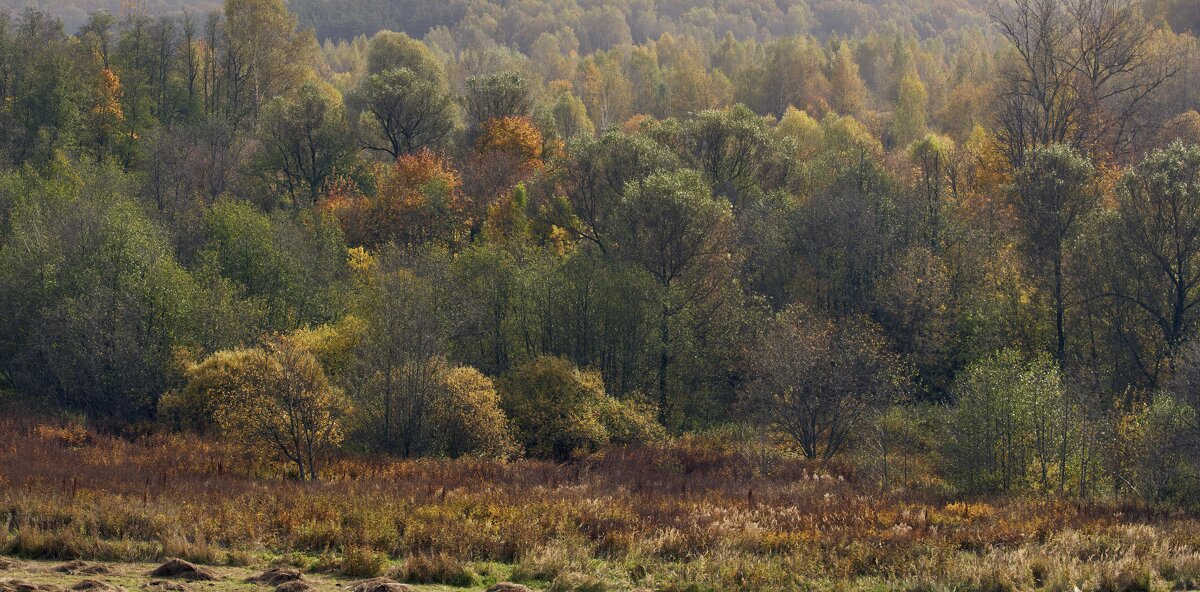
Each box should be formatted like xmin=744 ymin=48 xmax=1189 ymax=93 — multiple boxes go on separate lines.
xmin=322 ymin=149 xmax=470 ymax=248
xmin=464 ymin=116 xmax=548 ymax=221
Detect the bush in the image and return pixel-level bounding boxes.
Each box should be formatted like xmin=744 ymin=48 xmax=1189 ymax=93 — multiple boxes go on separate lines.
xmin=435 ymin=365 xmax=520 ymax=459
xmin=499 ymin=356 xmax=661 ymax=460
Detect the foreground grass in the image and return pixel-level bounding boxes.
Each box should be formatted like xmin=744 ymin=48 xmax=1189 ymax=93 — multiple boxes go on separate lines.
xmin=0 ymin=558 xmax=478 ymax=591
xmin=1 ymin=414 xmax=1199 ymax=591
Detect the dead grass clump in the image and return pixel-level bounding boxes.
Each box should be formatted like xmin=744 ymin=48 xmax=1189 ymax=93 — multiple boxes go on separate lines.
xmin=53 ymin=561 xmax=110 ymax=575
xmin=247 ymin=567 xmax=304 ymax=586
xmin=273 ymin=581 xmax=314 ymax=592
xmin=148 ymin=559 xmax=216 ymax=581
xmin=0 ymin=581 xmax=62 ymax=592
xmin=345 ymin=577 xmax=415 ymax=592
xmin=69 ymin=580 xmax=122 ymax=592
xmin=390 ymin=553 xmax=474 ymax=587
xmin=1097 ymin=565 xmax=1152 ymax=592
xmin=339 ymin=548 xmax=387 ymax=578
xmin=0 ymin=560 xmax=21 ymax=572
xmin=141 ymin=581 xmax=185 ymax=592
xmin=33 ymin=424 xmax=93 ymax=448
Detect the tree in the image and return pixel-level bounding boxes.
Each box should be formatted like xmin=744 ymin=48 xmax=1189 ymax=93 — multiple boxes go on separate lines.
xmin=222 ymin=0 xmax=316 ymax=124
xmin=200 ymin=336 xmax=349 ymax=480
xmin=544 ymin=130 xmax=680 ymax=253
xmin=436 ymin=365 xmax=519 ymax=459
xmin=745 ymin=305 xmax=908 ymax=460
xmin=890 ymin=70 xmax=927 ymax=148
xmin=679 ymin=104 xmax=780 ymax=207
xmin=1011 ymin=144 xmax=1097 ymax=366
xmin=342 ymin=258 xmax=448 ymax=457
xmin=82 ymin=67 xmax=127 ymax=163
xmin=990 ymin=0 xmax=1177 ymax=164
xmin=365 ymin=30 xmax=443 ymax=80
xmin=614 ymin=169 xmax=735 ymax=425
xmin=949 ymin=349 xmax=1066 ymax=493
xmin=350 ymin=68 xmax=456 ymax=158
xmin=464 ymin=71 xmax=531 ymax=127
xmin=0 ymin=164 xmax=206 ymax=419
xmin=256 ymin=81 xmax=356 ymax=207
xmin=1109 ymin=142 xmax=1200 ymax=372
xmin=828 ymin=41 xmax=868 ymax=117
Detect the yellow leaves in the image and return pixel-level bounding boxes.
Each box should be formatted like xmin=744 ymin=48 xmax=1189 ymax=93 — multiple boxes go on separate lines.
xmin=181 ymin=336 xmax=350 ymax=479
xmin=347 ymin=246 xmax=377 ymax=275
xmin=476 ymin=116 xmax=545 ymax=167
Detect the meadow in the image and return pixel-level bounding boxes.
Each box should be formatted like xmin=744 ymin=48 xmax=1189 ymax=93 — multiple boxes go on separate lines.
xmin=2 ymin=413 xmax=1199 ymax=592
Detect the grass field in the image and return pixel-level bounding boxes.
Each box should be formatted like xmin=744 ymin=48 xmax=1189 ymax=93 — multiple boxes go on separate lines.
xmin=2 ymin=414 xmax=1200 ymax=591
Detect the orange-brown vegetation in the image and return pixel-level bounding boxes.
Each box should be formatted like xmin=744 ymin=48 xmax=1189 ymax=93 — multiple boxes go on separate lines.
xmin=2 ymin=414 xmax=1199 ymax=591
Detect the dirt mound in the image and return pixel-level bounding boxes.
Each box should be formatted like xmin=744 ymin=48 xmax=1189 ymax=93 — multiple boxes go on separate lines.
xmin=247 ymin=568 xmax=304 ymax=586
xmin=0 ymin=580 xmax=62 ymax=592
xmin=346 ymin=578 xmax=414 ymax=592
xmin=69 ymin=580 xmax=122 ymax=592
xmin=141 ymin=581 xmax=186 ymax=592
xmin=53 ymin=562 xmax=110 ymax=576
xmin=147 ymin=560 xmax=216 ymax=581
xmin=0 ymin=560 xmax=21 ymax=572
xmin=273 ymin=581 xmax=314 ymax=592
xmin=484 ymin=585 xmax=532 ymax=592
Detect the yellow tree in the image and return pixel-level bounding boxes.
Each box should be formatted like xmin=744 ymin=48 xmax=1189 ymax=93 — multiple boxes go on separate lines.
xmin=194 ymin=336 xmax=350 ymax=480
xmin=84 ymin=67 xmax=126 ymax=162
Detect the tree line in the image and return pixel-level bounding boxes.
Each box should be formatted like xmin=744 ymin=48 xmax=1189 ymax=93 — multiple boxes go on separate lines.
xmin=0 ymin=0 xmax=1199 ymax=504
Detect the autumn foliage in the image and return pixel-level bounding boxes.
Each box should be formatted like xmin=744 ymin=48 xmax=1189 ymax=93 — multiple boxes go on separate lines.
xmin=323 ymin=149 xmax=471 ymax=248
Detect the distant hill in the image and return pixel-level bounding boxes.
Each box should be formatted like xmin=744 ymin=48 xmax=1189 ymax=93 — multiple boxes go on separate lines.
xmin=0 ymin=0 xmax=220 ymax=31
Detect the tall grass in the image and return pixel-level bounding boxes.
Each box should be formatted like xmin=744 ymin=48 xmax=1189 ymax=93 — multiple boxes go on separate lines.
xmin=0 ymin=414 xmax=1197 ymax=591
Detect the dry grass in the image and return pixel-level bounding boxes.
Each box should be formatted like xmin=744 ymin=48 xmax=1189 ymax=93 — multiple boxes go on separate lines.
xmin=1 ymin=414 xmax=1198 ymax=591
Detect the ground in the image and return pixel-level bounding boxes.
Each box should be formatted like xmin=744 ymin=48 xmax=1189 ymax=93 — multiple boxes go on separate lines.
xmin=0 ymin=559 xmax=495 ymax=592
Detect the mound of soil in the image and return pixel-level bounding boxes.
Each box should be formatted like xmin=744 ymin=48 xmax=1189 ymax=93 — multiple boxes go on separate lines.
xmin=273 ymin=581 xmax=314 ymax=592
xmin=53 ymin=562 xmax=110 ymax=576
xmin=141 ymin=581 xmax=186 ymax=592
xmin=246 ymin=568 xmax=304 ymax=586
xmin=147 ymin=560 xmax=216 ymax=582
xmin=0 ymin=580 xmax=62 ymax=592
xmin=346 ymin=578 xmax=414 ymax=592
xmin=484 ymin=584 xmax=532 ymax=592
xmin=69 ymin=580 xmax=122 ymax=592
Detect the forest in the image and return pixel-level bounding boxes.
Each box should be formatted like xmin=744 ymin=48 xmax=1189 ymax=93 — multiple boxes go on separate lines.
xmin=1 ymin=0 xmax=1200 ymax=589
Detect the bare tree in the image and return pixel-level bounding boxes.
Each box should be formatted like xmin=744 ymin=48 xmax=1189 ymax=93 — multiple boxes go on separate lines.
xmin=990 ymin=0 xmax=1178 ymax=165
xmin=745 ymin=305 xmax=909 ymax=460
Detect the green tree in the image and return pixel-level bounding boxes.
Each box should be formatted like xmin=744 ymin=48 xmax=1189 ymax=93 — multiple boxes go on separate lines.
xmin=949 ymin=350 xmax=1066 ymax=493
xmin=222 ymin=0 xmax=316 ymax=123
xmin=255 ymin=81 xmax=356 ymax=206
xmin=499 ymin=356 xmax=662 ymax=460
xmin=614 ymin=169 xmax=735 ymax=425
xmin=1109 ymin=143 xmax=1200 ymax=371
xmin=1011 ymin=144 xmax=1097 ymax=366
xmin=365 ymin=30 xmax=443 ymax=80
xmin=350 ymin=68 xmax=456 ymax=158
xmin=464 ymin=71 xmax=532 ymax=127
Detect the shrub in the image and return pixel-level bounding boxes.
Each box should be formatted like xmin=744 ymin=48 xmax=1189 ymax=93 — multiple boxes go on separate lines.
xmin=499 ymin=356 xmax=659 ymax=460
xmin=435 ymin=365 xmax=520 ymax=459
